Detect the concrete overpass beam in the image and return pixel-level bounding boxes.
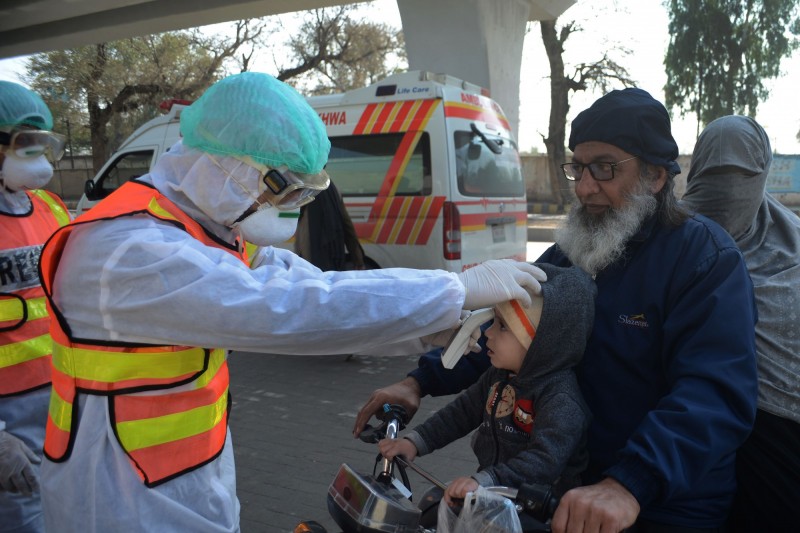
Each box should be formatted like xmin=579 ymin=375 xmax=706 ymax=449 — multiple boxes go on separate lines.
xmin=398 ymin=0 xmax=573 ymax=140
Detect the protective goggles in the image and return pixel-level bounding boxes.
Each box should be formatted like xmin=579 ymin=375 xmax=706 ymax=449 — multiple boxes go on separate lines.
xmin=0 ymin=128 xmax=67 ymax=161
xmin=250 ymin=159 xmax=329 ymax=211
xmin=211 ymin=154 xmax=329 ymax=211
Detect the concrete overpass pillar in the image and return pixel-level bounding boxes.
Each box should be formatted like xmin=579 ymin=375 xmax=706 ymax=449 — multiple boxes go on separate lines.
xmin=398 ymin=0 xmax=566 ymax=141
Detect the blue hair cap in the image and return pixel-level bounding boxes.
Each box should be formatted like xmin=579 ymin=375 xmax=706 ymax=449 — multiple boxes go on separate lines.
xmin=569 ymin=88 xmax=681 ymax=176
xmin=0 ymin=81 xmax=53 ymax=130
xmin=181 ymin=72 xmax=330 ymax=174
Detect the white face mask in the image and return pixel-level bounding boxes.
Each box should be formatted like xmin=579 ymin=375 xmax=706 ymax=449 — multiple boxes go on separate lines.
xmin=0 ymin=153 xmax=53 ymax=192
xmin=233 ymin=204 xmax=300 ymax=247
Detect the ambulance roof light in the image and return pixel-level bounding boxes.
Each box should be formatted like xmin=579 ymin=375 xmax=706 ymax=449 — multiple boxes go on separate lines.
xmin=418 ymin=71 xmax=489 ymax=97
xmin=159 ymin=99 xmax=193 ymax=113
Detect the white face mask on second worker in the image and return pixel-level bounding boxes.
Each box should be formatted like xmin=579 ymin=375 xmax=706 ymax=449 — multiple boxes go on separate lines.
xmin=206 ymin=154 xmax=319 ymax=247
xmin=233 ymin=204 xmax=301 ymax=247
xmin=0 ymin=152 xmax=53 ymax=192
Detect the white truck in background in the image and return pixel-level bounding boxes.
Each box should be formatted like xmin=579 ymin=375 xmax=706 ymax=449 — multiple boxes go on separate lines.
xmin=77 ymin=71 xmax=528 ymax=272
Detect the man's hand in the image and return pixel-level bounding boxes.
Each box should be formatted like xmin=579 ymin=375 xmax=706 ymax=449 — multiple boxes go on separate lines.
xmin=551 ymin=478 xmax=640 ymax=533
xmin=352 ymin=377 xmax=422 ymax=438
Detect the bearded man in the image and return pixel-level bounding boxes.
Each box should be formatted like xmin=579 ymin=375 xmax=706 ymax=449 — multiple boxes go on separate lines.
xmin=354 ymin=88 xmax=758 ymax=533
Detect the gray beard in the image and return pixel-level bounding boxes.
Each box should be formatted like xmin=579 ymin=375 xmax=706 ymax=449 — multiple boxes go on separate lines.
xmin=554 ymin=187 xmax=657 ymax=276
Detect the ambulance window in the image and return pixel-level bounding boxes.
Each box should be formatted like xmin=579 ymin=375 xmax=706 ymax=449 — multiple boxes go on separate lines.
xmin=454 ymin=131 xmax=524 ymax=197
xmin=326 ymin=133 xmax=432 ymax=196
xmin=93 ymin=150 xmax=154 ymax=199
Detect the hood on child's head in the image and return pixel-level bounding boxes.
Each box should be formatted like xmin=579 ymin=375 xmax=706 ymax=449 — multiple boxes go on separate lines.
xmin=514 ymin=263 xmax=596 ymax=379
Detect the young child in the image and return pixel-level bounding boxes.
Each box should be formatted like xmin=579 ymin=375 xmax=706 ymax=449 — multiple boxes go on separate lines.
xmin=378 ymin=263 xmax=596 ymax=505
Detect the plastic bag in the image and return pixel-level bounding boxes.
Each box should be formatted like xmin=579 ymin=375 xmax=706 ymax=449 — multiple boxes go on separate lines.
xmin=436 ymin=486 xmax=522 ymax=533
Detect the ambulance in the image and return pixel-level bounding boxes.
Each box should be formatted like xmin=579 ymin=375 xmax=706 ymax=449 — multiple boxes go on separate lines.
xmin=77 ymin=70 xmax=528 ymax=272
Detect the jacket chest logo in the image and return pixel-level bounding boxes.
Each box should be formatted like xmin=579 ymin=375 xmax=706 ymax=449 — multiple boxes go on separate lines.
xmin=486 ymin=383 xmax=535 ymax=434
xmin=618 ymin=313 xmax=649 ymax=329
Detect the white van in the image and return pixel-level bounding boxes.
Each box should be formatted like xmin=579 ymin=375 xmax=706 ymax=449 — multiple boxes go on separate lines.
xmin=77 ymin=71 xmax=527 ymax=272
xmin=77 ymin=99 xmax=187 ymax=212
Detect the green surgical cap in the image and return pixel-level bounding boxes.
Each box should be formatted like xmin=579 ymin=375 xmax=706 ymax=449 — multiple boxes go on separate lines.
xmin=0 ymin=81 xmax=53 ymax=130
xmin=180 ymin=72 xmax=330 ymax=174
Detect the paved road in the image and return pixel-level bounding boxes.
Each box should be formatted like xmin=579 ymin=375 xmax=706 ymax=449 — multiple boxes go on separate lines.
xmin=229 ymin=352 xmax=476 ymax=532
xmin=227 ymin=230 xmax=561 ymax=532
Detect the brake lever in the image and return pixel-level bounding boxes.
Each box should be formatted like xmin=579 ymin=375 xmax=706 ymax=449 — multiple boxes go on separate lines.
xmin=359 ymin=404 xmax=409 ymax=444
xmin=358 ymin=424 xmax=385 ymax=444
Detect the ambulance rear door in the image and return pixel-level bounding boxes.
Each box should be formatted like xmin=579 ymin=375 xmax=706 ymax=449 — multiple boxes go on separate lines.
xmin=443 ymin=90 xmax=528 ymax=271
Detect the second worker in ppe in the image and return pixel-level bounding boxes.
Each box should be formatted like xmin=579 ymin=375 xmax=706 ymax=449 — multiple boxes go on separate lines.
xmin=0 ymin=81 xmax=70 ymax=533
xmin=37 ymin=71 xmax=544 ymax=532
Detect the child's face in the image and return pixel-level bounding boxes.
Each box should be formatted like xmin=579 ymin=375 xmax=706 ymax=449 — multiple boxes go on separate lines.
xmin=485 ymin=316 xmax=528 ymax=374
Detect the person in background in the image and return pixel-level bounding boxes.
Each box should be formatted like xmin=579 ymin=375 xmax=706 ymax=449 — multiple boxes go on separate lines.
xmin=681 ymin=114 xmax=800 ymax=532
xmin=36 ymin=71 xmax=545 ymax=532
xmin=355 ymin=88 xmax=758 ymax=533
xmin=0 ymin=81 xmax=70 ymax=533
xmin=295 ymin=179 xmax=365 ymax=270
xmin=378 ymin=264 xmax=595 ymax=508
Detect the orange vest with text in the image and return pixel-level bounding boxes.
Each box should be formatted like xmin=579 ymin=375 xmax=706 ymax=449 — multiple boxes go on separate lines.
xmin=39 ymin=181 xmax=247 ymax=487
xmin=0 ymin=190 xmax=70 ymax=396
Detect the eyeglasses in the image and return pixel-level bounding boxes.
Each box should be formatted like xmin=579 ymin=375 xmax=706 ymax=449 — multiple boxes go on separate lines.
xmin=560 ymin=156 xmax=638 ymax=182
xmin=0 ymin=129 xmax=67 ymax=161
xmin=209 ymin=154 xmax=330 ymax=211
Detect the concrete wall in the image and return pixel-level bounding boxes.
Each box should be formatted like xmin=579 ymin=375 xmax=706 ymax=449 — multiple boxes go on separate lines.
xmin=47 ymin=155 xmax=95 ymax=209
xmin=49 ymin=153 xmax=800 ymax=215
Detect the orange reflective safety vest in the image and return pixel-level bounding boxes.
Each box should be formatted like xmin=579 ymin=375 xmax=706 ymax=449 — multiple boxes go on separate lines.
xmin=0 ymin=190 xmax=70 ymax=396
xmin=39 ymin=181 xmax=247 ymax=487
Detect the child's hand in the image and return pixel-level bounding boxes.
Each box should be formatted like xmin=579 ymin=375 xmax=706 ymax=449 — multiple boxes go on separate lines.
xmin=377 ymin=437 xmax=417 ymax=462
xmin=444 ymin=476 xmax=479 ymax=506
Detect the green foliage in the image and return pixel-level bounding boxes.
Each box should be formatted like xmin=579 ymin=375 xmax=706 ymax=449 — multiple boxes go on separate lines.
xmin=665 ymin=0 xmax=800 ymax=126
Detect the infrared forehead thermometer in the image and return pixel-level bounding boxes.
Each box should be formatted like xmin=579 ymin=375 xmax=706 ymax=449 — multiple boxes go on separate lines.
xmin=441 ymin=307 xmax=495 ymax=369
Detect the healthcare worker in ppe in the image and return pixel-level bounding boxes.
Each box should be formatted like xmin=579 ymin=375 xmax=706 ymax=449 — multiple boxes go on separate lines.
xmin=0 ymin=81 xmax=69 ymax=533
xmin=37 ymin=71 xmax=545 ymax=532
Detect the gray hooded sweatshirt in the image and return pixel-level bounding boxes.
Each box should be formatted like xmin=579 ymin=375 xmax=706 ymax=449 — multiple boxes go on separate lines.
xmin=405 ymin=264 xmax=596 ymax=495
xmin=682 ymin=115 xmax=800 ymax=424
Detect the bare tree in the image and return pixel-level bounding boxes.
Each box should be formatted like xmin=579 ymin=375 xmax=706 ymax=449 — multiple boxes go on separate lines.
xmin=537 ymin=18 xmax=634 ymax=208
xmin=275 ymin=6 xmax=406 ymax=94
xmin=27 ymin=7 xmax=405 ymax=170
xmin=28 ymin=20 xmax=266 ymax=168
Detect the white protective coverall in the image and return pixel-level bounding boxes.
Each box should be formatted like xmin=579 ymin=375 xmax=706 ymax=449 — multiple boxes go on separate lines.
xmin=0 ymin=83 xmax=67 ymax=532
xmin=40 ymin=142 xmax=469 ymax=532
xmin=0 ymin=187 xmax=53 ymax=533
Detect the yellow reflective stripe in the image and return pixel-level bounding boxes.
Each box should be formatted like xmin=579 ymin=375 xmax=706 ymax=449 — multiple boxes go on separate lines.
xmin=48 ymin=387 xmax=72 ymax=432
xmin=32 ymin=190 xmax=70 ymax=227
xmin=0 ymin=299 xmax=24 ymax=321
xmin=0 ymin=334 xmax=52 ymax=367
xmin=25 ymin=297 xmax=49 ymax=321
xmin=147 ymin=197 xmax=179 ymax=221
xmin=244 ymin=242 xmax=260 ymax=267
xmin=194 ymin=349 xmax=226 ymax=388
xmin=52 ymin=344 xmax=206 ymax=383
xmin=0 ymin=297 xmax=48 ymax=322
xmin=116 ymin=390 xmax=228 ymax=451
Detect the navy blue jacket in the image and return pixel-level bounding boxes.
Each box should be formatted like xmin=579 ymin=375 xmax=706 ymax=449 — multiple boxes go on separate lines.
xmin=410 ymin=214 xmax=758 ymax=527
